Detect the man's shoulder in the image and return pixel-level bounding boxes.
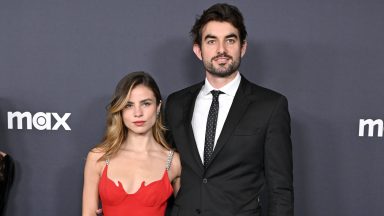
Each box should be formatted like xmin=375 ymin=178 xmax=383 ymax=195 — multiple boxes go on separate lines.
xmin=241 ymin=77 xmax=287 ymax=101
xmin=166 ymin=82 xmax=204 ymax=102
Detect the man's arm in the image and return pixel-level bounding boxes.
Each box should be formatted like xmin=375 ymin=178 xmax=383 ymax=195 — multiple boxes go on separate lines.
xmin=264 ymin=95 xmax=294 ymax=216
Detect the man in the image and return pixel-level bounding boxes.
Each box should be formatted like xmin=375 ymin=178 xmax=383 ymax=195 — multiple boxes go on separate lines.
xmin=165 ymin=3 xmax=294 ymax=216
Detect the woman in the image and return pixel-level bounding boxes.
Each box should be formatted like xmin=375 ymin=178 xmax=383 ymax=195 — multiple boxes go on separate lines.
xmin=82 ymin=72 xmax=181 ymax=216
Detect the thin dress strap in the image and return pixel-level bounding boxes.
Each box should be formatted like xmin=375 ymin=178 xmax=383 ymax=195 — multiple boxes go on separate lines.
xmin=165 ymin=150 xmax=174 ymax=171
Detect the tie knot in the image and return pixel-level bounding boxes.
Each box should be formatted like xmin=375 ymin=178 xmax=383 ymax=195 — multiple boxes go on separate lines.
xmin=211 ymin=90 xmax=222 ymax=99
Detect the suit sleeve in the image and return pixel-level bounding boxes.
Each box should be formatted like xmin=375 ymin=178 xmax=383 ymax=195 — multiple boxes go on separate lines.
xmin=264 ymin=95 xmax=294 ymax=216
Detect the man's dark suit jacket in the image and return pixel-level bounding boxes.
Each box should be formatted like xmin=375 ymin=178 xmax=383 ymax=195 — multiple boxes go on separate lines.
xmin=165 ymin=75 xmax=293 ymax=216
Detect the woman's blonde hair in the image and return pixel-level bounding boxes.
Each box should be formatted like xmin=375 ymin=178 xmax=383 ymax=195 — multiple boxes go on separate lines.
xmin=96 ymin=71 xmax=169 ymax=161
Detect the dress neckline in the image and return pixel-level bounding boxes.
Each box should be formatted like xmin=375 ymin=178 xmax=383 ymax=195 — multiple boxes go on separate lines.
xmin=102 ymin=165 xmax=170 ymax=195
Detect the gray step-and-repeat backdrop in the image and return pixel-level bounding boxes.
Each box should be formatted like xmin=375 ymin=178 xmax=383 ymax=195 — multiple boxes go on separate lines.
xmin=1 ymin=0 xmax=383 ymax=215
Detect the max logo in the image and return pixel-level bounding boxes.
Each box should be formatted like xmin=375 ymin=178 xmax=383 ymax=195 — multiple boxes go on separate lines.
xmin=7 ymin=111 xmax=71 ymax=131
xmin=359 ymin=119 xmax=383 ymax=137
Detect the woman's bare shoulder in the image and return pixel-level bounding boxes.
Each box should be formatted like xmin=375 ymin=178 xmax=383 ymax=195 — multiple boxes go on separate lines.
xmin=86 ymin=147 xmax=105 ymax=162
xmin=171 ymin=151 xmax=181 ymax=173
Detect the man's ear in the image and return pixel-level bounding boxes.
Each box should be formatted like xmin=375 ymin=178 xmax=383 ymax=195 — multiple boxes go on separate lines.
xmin=193 ymin=44 xmax=203 ymax=60
xmin=241 ymin=40 xmax=247 ymax=58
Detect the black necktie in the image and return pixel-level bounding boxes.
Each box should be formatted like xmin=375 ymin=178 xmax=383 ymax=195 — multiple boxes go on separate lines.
xmin=204 ymin=90 xmax=222 ymax=168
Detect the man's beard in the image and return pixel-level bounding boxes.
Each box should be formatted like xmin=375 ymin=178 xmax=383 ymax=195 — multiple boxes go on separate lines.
xmin=203 ymin=53 xmax=241 ymax=78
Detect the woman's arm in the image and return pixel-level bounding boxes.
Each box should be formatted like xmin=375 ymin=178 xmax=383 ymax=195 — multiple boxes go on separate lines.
xmin=172 ymin=176 xmax=181 ymax=196
xmin=170 ymin=152 xmax=182 ymax=196
xmin=82 ymin=151 xmax=102 ymax=216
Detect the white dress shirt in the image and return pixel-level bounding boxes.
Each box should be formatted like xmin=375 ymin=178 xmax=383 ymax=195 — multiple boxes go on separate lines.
xmin=191 ymin=72 xmax=241 ymax=163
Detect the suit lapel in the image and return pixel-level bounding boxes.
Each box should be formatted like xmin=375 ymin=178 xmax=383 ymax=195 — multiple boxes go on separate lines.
xmin=206 ymin=78 xmax=251 ymax=168
xmin=181 ymin=83 xmax=205 ymax=173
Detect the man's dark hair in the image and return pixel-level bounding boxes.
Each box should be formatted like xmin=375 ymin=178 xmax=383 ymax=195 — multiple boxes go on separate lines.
xmin=190 ymin=3 xmax=247 ymax=46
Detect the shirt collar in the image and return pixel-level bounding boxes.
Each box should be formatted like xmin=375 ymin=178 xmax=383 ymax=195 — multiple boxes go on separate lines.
xmin=202 ymin=72 xmax=241 ymax=96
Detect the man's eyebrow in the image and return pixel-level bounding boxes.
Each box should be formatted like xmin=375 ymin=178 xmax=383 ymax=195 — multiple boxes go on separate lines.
xmin=225 ymin=33 xmax=238 ymax=39
xmin=204 ymin=33 xmax=238 ymax=41
xmin=204 ymin=34 xmax=217 ymax=40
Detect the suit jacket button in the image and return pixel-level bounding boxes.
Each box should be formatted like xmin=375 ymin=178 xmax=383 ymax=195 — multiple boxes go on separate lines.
xmin=195 ymin=209 xmax=201 ymax=214
xmin=202 ymin=178 xmax=208 ymax=184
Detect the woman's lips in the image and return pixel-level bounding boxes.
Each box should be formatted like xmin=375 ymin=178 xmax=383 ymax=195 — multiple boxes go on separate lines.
xmin=133 ymin=121 xmax=145 ymax=126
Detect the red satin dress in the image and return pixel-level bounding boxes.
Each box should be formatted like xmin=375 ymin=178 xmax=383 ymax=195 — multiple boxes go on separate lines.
xmin=98 ymin=151 xmax=174 ymax=216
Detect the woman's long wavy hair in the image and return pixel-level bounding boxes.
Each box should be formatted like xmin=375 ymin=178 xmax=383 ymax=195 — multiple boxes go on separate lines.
xmin=96 ymin=71 xmax=169 ymax=161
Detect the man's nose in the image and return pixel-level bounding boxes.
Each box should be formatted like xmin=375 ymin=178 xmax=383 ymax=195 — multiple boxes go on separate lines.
xmin=217 ymin=41 xmax=227 ymax=54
